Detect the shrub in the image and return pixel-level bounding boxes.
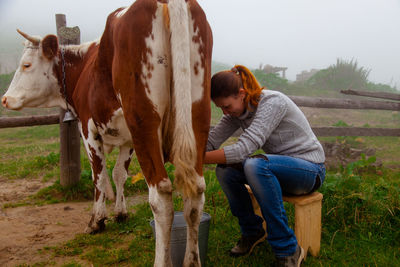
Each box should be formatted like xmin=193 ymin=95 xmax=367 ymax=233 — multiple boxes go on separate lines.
xmin=307 ymin=58 xmax=370 ymax=91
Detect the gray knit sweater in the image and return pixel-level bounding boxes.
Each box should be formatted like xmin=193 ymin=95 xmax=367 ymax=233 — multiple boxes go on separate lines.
xmin=207 ymin=90 xmax=325 ymax=164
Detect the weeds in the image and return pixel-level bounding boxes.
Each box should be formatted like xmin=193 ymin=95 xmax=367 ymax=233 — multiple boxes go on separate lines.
xmin=316 ymin=155 xmax=400 ymax=265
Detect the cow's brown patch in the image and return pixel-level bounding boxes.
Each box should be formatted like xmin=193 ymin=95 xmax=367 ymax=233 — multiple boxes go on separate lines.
xmin=105 ymin=128 xmax=119 ymax=136
xmin=124 ymin=158 xmax=131 ymax=171
xmin=89 ymin=144 xmax=103 ymax=201
xmin=190 ymin=208 xmax=198 ymax=223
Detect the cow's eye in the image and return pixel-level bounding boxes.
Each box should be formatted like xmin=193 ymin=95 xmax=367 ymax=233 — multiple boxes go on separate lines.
xmin=23 ymin=63 xmax=31 ymax=69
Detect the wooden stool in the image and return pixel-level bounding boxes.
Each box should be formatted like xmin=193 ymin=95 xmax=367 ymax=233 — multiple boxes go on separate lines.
xmin=245 ymin=185 xmax=323 ymax=259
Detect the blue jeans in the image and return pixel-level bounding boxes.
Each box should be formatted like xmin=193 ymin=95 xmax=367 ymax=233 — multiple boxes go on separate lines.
xmin=216 ymin=154 xmax=325 ymax=257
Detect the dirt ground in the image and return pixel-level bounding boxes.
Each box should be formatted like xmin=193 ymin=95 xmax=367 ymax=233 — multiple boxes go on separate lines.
xmin=0 ymin=179 xmax=148 ymax=266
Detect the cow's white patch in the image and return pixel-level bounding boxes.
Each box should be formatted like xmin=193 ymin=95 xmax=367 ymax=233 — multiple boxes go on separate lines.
xmin=188 ymin=12 xmax=205 ymax=104
xmin=116 ymin=93 xmax=122 ymax=106
xmin=98 ymin=108 xmax=132 ymax=154
xmin=141 ymin=3 xmax=171 ymax=162
xmin=66 ymin=40 xmax=99 ymax=58
xmin=142 ymin=3 xmax=171 ymax=116
xmin=115 ymin=7 xmax=129 ymax=18
xmin=149 ymin=182 xmax=174 ymax=266
xmin=113 ymin=145 xmax=133 ymax=216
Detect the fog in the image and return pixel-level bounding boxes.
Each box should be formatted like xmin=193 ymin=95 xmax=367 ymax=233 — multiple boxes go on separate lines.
xmin=1 ymin=0 xmax=399 ymax=88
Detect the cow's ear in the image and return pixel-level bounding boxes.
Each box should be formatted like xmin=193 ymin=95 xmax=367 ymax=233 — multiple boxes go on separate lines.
xmin=42 ymin=35 xmax=58 ymax=60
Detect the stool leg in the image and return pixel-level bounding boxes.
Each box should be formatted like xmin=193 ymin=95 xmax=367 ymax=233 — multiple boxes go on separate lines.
xmin=246 ymin=185 xmax=267 ymax=231
xmin=294 ymin=200 xmax=322 ymax=259
xmin=249 ymin=190 xmax=267 ymax=231
xmin=308 ymin=199 xmax=322 ymax=257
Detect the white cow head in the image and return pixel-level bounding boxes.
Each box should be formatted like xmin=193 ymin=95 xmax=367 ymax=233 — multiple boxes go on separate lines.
xmin=1 ymin=30 xmax=64 ymax=110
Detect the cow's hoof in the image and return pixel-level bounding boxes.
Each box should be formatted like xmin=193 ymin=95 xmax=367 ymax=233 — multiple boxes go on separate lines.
xmin=85 ymin=217 xmax=106 ymax=234
xmin=115 ymin=213 xmax=128 ymax=223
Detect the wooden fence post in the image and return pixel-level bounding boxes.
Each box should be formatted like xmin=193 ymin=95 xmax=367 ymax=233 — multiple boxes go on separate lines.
xmin=56 ymin=14 xmax=81 ymax=187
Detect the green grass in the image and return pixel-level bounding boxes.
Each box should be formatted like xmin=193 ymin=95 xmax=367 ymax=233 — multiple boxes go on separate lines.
xmin=1 ymin=129 xmax=399 ymax=265
xmin=0 ymin=125 xmax=148 ymax=207
xmin=0 ymin=125 xmax=60 ymax=180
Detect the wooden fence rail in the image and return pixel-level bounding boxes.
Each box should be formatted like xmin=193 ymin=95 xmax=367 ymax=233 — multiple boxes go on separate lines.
xmin=2 ymin=116 xmax=399 ymax=137
xmin=289 ymin=95 xmax=399 ymax=111
xmin=312 ymin=127 xmax=399 ymax=137
xmin=340 ymin=89 xmax=400 ymax=101
xmin=0 ymin=114 xmax=59 ymax=128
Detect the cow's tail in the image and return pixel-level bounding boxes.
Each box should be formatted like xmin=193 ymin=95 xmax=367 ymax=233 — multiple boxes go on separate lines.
xmin=168 ymin=0 xmax=198 ymax=198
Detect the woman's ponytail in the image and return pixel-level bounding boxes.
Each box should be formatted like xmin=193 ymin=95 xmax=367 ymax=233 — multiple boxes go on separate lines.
xmin=233 ymin=65 xmax=264 ymax=107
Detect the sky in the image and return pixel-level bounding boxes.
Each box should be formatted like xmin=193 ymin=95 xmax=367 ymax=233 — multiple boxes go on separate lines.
xmin=1 ymin=0 xmax=400 ymax=87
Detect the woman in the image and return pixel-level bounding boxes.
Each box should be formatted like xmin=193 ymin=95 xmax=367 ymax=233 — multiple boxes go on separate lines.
xmin=205 ymin=65 xmax=325 ymax=267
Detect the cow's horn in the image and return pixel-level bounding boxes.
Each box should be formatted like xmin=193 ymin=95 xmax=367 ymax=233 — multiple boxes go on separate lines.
xmin=17 ymin=29 xmax=40 ymax=46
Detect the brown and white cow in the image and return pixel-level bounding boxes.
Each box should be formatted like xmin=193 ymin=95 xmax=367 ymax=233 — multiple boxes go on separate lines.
xmin=1 ymin=0 xmax=212 ymax=266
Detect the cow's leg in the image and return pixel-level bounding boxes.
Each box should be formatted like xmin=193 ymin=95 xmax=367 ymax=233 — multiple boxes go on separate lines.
xmin=113 ymin=145 xmax=134 ymax=222
xmin=132 ymin=144 xmax=173 ymax=267
xmin=182 ymin=177 xmax=206 ymax=267
xmin=87 ymin=144 xmax=110 ymax=233
xmin=149 ymin=177 xmax=174 ymax=267
xmin=86 ymin=148 xmax=109 ymax=233
xmin=120 ymin=102 xmax=173 ymax=265
xmin=122 ymin=106 xmax=173 ymax=265
xmin=81 ymin=124 xmax=112 ymax=234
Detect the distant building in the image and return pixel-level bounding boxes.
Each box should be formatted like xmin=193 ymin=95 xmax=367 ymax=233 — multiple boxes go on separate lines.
xmin=296 ymin=69 xmax=320 ymax=82
xmin=260 ymin=64 xmax=288 ymax=79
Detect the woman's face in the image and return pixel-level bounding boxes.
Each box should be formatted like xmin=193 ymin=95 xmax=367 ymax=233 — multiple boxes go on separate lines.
xmin=213 ymin=88 xmax=246 ymax=117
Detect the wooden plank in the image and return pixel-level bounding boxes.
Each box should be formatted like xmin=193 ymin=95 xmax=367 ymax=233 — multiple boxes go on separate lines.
xmin=341 ymin=89 xmax=400 ymax=101
xmin=289 ymin=95 xmax=400 ymax=111
xmin=0 ymin=114 xmax=59 ymax=128
xmin=312 ymin=127 xmax=400 ymax=136
xmin=283 ymin=192 xmax=323 ymax=206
